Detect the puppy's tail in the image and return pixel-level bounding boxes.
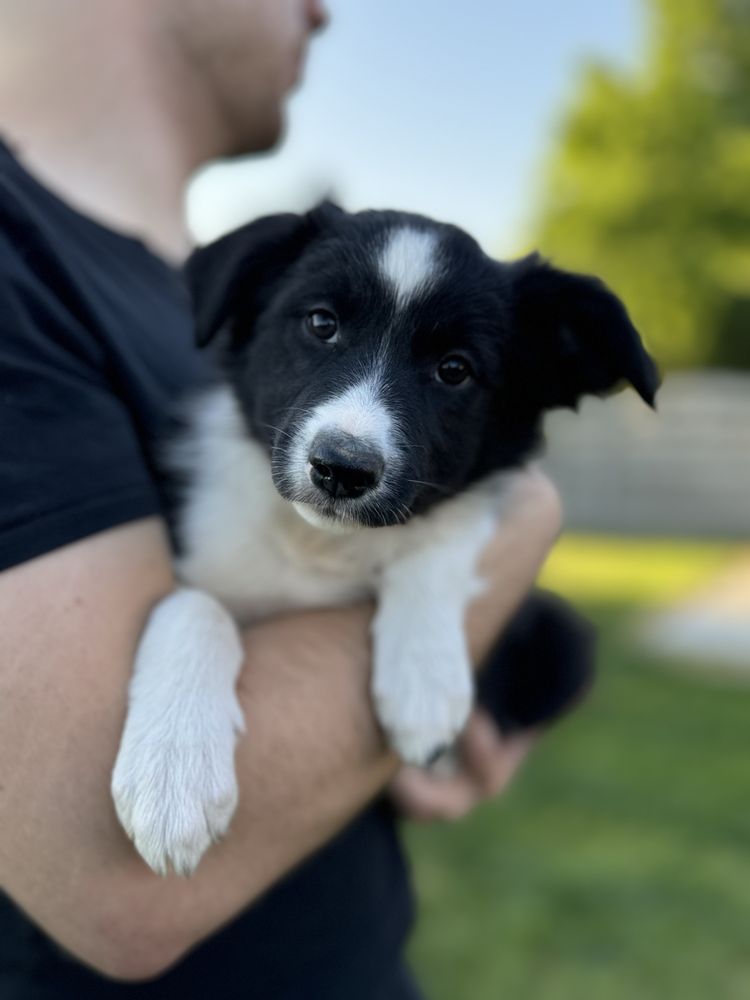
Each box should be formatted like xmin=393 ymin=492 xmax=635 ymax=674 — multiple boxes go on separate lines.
xmin=477 ymin=591 xmax=597 ymax=734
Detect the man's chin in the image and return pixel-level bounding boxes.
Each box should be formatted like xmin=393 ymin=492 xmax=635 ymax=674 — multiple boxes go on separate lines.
xmin=225 ymin=103 xmax=286 ymax=158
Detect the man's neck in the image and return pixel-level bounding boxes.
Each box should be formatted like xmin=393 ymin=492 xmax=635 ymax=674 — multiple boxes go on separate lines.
xmin=0 ymin=6 xmax=225 ymax=262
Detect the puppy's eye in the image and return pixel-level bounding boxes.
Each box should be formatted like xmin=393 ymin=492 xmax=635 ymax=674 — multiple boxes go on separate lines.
xmin=436 ymin=354 xmax=473 ymax=386
xmin=305 ymin=309 xmax=338 ymax=342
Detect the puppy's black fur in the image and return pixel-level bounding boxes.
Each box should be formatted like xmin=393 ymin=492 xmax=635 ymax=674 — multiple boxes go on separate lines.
xmin=477 ymin=591 xmax=597 ymax=733
xmin=188 ymin=203 xmax=658 ymax=525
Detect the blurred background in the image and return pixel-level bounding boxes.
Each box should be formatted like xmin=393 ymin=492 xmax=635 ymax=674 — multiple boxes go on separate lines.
xmin=190 ymin=1 xmax=750 ymax=997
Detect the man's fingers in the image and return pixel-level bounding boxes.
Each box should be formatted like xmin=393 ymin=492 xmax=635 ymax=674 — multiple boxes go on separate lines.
xmin=388 ymin=711 xmax=537 ymax=821
xmin=388 ymin=765 xmax=479 ymax=822
xmin=458 ymin=709 xmax=536 ymax=797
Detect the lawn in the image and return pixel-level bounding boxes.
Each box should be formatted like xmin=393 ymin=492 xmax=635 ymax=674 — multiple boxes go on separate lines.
xmin=406 ymin=537 xmax=750 ymax=1000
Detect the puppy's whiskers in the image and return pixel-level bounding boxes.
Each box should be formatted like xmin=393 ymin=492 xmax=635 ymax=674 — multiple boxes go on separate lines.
xmin=258 ymin=421 xmax=296 ymax=443
xmin=404 ymin=478 xmax=452 ymax=495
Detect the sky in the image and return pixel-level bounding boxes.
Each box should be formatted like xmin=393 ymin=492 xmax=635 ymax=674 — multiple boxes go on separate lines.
xmin=188 ymin=0 xmax=642 ymax=258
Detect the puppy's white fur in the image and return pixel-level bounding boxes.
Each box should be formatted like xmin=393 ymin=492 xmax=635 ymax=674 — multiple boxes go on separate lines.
xmin=113 ymin=386 xmax=516 ymax=874
xmin=112 ymin=589 xmax=244 ymax=875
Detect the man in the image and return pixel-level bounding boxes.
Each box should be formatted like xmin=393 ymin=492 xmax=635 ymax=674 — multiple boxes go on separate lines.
xmin=0 ymin=2 xmax=562 ymax=997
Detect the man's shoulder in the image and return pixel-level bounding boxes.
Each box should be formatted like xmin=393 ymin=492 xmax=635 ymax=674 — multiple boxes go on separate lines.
xmin=0 ymin=141 xmax=185 ymax=312
xmin=0 ymin=164 xmax=51 ymax=284
xmin=0 ymin=143 xmax=198 ymax=380
xmin=0 ymin=148 xmax=105 ymax=336
xmin=0 ymin=169 xmax=106 ymax=376
xmin=0 ymin=142 xmax=70 ymax=262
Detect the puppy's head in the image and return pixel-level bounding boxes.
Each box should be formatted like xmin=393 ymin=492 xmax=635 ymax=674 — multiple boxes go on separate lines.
xmin=187 ymin=203 xmax=658 ymax=529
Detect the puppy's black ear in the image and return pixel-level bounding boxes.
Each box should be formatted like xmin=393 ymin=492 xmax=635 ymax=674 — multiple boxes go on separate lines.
xmin=509 ymin=253 xmax=660 ymax=410
xmin=186 ymin=201 xmax=345 ymax=348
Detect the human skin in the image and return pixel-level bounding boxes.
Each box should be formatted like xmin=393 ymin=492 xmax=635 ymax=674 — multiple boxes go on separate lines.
xmin=0 ymin=474 xmax=560 ymax=979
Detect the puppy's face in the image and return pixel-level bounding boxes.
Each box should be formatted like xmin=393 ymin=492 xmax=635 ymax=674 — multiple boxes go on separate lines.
xmin=226 ymin=218 xmax=519 ymax=529
xmin=188 ymin=204 xmax=658 ymax=529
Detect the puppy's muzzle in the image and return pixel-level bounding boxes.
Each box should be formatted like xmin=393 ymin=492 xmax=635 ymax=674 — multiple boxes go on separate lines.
xmin=308 ymin=431 xmax=385 ymax=500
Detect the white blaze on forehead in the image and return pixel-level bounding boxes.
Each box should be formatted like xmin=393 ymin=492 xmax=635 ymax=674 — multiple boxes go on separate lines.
xmin=378 ymin=227 xmax=440 ymax=309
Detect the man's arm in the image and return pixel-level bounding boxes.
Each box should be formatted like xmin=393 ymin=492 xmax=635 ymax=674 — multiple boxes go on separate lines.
xmin=0 ymin=470 xmax=560 ymax=982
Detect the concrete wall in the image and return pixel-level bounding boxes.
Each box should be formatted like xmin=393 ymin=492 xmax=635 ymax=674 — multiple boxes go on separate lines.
xmin=541 ymin=371 xmax=750 ymax=538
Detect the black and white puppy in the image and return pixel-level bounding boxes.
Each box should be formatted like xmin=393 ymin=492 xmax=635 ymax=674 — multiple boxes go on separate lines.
xmin=111 ymin=203 xmax=658 ymax=876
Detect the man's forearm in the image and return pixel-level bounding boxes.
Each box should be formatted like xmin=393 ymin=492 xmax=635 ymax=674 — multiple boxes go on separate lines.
xmin=78 ymin=604 xmax=397 ymax=981
xmin=467 ymin=468 xmax=562 ymax=659
xmin=0 ymin=472 xmax=560 ymax=981
xmin=0 ymin=520 xmax=396 ymax=983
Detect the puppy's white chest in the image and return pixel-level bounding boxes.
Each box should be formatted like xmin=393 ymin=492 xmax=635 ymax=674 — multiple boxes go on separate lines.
xmin=183 ymin=511 xmax=380 ymax=622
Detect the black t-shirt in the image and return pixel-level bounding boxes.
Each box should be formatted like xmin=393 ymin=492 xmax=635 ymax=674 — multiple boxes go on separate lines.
xmin=0 ymin=140 xmax=420 ymax=1000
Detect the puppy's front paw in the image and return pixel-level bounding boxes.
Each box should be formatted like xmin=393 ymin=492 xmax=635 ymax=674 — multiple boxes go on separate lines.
xmin=373 ymin=638 xmax=473 ymax=766
xmin=111 ymin=701 xmax=243 ymax=876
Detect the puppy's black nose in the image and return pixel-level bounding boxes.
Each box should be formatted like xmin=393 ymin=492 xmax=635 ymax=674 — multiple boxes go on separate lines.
xmin=308 ymin=432 xmax=384 ymax=499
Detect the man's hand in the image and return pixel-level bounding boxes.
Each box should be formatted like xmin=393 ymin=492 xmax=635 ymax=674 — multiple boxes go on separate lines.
xmin=388 ymin=709 xmax=535 ymax=822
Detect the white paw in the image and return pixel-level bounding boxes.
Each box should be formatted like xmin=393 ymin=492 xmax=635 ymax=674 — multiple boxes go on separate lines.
xmin=373 ymin=642 xmax=473 ymax=767
xmin=112 ymin=704 xmax=243 ymax=876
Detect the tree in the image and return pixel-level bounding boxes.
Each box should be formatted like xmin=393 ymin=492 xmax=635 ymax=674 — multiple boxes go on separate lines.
xmin=532 ymin=0 xmax=750 ymax=370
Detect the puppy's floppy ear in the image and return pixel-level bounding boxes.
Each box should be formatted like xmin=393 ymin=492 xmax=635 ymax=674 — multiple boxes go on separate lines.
xmin=508 ymin=253 xmax=660 ymax=410
xmin=186 ymin=200 xmax=345 ymax=348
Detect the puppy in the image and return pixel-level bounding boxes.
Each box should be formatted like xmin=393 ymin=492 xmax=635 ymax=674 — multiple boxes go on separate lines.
xmin=111 ymin=203 xmax=658 ymax=876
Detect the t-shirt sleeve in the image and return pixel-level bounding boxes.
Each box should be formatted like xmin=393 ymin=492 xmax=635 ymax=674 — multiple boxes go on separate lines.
xmin=0 ymin=254 xmax=162 ymax=571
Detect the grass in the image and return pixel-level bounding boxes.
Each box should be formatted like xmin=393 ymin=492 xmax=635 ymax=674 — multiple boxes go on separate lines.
xmin=405 ymin=537 xmax=750 ymax=1000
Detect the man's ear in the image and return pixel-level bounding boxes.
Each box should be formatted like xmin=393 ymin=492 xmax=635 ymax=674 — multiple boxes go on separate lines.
xmin=185 ymin=200 xmax=345 ymax=348
xmin=508 ymin=253 xmax=660 ymax=411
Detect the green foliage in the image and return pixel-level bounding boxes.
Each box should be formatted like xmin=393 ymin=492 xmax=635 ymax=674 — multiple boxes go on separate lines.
xmin=531 ymin=0 xmax=750 ymax=370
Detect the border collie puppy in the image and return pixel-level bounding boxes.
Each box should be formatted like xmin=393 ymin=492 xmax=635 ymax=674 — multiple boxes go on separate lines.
xmin=111 ymin=202 xmax=658 ymax=876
